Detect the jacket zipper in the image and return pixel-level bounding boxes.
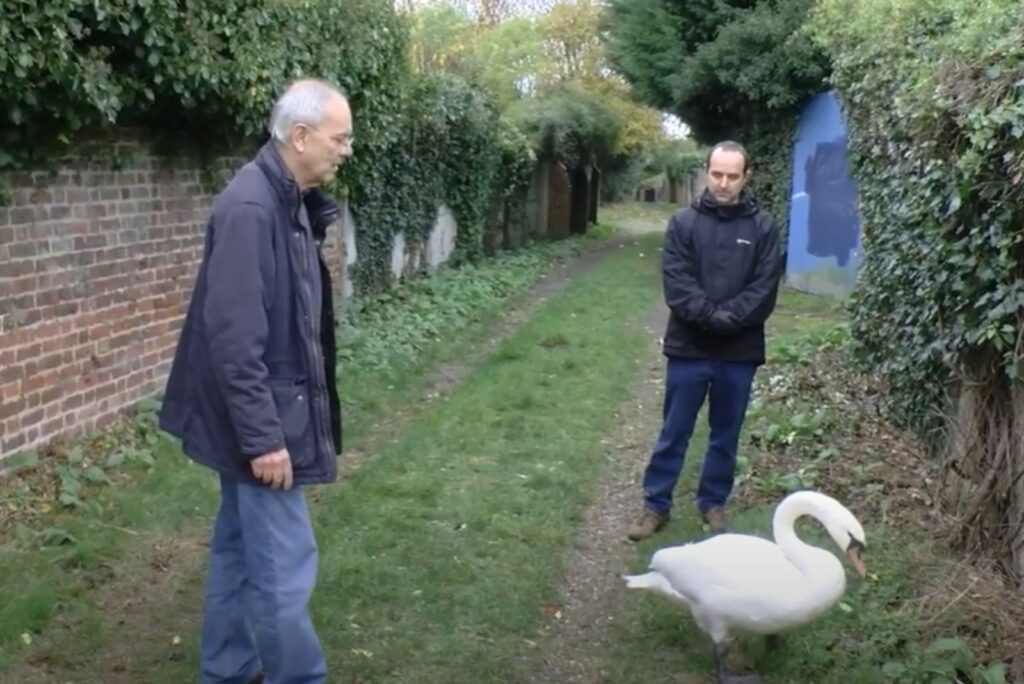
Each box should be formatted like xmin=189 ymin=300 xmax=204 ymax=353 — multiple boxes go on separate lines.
xmin=294 ymin=209 xmax=334 ymax=471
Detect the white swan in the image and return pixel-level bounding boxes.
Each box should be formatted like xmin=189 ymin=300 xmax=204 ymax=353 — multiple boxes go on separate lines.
xmin=623 ymin=490 xmax=867 ymax=684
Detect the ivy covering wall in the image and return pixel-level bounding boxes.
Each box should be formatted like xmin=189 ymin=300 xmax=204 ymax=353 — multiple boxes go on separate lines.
xmin=0 ymin=0 xmax=536 ymax=292
xmin=604 ymin=0 xmax=830 ymax=225
xmin=811 ymin=0 xmax=1024 ymax=574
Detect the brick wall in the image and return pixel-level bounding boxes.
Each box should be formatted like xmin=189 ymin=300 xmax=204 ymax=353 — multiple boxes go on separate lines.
xmin=0 ymin=136 xmax=346 ymax=465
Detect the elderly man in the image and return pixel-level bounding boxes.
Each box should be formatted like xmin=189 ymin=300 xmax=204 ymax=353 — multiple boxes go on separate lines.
xmin=628 ymin=141 xmax=783 ymax=542
xmin=160 ymin=78 xmax=354 ymax=683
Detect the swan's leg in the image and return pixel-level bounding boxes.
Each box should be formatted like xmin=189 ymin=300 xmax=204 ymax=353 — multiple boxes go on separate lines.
xmin=709 ymin=637 xmax=765 ymax=684
xmin=711 ymin=638 xmax=729 ymax=684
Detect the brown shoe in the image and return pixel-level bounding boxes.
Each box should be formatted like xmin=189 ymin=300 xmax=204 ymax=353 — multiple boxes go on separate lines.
xmin=702 ymin=505 xmax=727 ymax=533
xmin=628 ymin=510 xmax=669 ymax=541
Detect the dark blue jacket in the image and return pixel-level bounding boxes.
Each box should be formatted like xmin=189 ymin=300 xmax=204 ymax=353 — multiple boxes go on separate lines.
xmin=159 ymin=143 xmax=342 ymax=485
xmin=661 ymin=189 xmax=784 ymax=366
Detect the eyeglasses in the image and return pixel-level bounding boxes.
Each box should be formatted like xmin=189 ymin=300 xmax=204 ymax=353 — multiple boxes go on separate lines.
xmin=299 ymin=123 xmax=355 ymax=149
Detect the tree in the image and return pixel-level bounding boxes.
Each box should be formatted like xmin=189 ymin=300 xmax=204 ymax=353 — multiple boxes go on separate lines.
xmin=407 ymin=0 xmax=674 ymax=207
xmin=408 ymin=4 xmax=478 ymax=75
xmin=507 ymin=85 xmax=623 ymax=170
xmin=470 ymin=18 xmax=543 ymax=109
xmin=652 ymin=137 xmax=703 ymax=203
xmin=604 ymin=0 xmax=829 ymax=217
xmin=535 ymin=0 xmax=605 ymax=88
xmin=604 ymin=0 xmax=828 ymax=143
xmin=401 ymin=0 xmax=556 ymax=24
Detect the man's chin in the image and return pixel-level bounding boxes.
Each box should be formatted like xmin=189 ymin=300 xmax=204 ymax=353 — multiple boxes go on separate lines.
xmin=320 ymin=167 xmax=339 ymax=184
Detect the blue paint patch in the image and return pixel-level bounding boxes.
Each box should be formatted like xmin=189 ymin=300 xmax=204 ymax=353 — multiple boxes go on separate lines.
xmin=786 ymin=91 xmax=862 ymax=297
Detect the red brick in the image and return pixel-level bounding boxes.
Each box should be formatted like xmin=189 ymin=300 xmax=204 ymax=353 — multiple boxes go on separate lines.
xmin=61 ymin=393 xmax=84 ymax=412
xmin=40 ymin=416 xmax=64 ymax=438
xmin=19 ymin=407 xmax=44 ymax=430
xmin=0 ymin=396 xmax=26 ymax=421
xmin=5 ymin=430 xmax=27 ymax=452
xmin=0 ymin=138 xmax=237 ymax=460
xmin=15 ymin=343 xmax=42 ymax=363
xmin=0 ymin=363 xmax=25 ymax=385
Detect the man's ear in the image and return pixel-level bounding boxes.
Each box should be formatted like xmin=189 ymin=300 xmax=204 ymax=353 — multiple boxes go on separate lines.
xmin=292 ymin=123 xmax=311 ymax=153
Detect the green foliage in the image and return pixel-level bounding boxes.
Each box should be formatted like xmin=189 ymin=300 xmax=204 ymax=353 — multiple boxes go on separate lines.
xmin=339 ymin=240 xmax=573 ymax=373
xmin=408 ymin=2 xmax=654 ymax=212
xmin=604 ymin=0 xmax=829 ymax=219
xmin=605 ymin=0 xmax=827 ymax=141
xmin=0 ymin=0 xmax=407 ymax=165
xmin=882 ymin=637 xmax=1009 ymax=684
xmin=508 ymin=85 xmax=623 ymax=169
xmin=652 ymin=138 xmax=703 ymax=185
xmin=1 ymin=0 xmax=536 ymax=295
xmin=730 ymin=124 xmax=791 ymax=227
xmin=408 ymin=4 xmax=480 ymax=77
xmin=346 ymin=73 xmax=535 ymax=291
xmin=601 ymin=0 xmax=685 ymax=111
xmin=809 ymin=0 xmax=1024 ymax=434
xmin=0 ymin=400 xmax=164 ymax=539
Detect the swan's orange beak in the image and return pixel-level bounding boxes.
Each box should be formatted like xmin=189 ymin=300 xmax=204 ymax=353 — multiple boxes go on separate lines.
xmin=847 ymin=547 xmax=867 ymax=578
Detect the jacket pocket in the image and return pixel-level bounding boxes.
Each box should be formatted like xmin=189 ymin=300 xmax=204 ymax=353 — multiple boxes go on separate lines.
xmin=267 ymin=377 xmax=314 ymax=467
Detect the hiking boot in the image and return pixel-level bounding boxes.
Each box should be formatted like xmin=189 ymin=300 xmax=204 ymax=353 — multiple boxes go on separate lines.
xmin=628 ymin=510 xmax=669 ymax=541
xmin=702 ymin=505 xmax=727 ymax=533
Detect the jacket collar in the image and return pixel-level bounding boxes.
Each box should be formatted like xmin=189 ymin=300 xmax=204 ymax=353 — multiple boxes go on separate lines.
xmin=255 ymin=141 xmax=341 ymax=239
xmin=692 ymin=187 xmax=759 ymax=220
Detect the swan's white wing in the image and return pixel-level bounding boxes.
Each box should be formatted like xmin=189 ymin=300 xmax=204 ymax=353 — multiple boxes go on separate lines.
xmin=650 ymin=534 xmax=820 ymax=633
xmin=650 ymin=535 xmax=798 ymax=593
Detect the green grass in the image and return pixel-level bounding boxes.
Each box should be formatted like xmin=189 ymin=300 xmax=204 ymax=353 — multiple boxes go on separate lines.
xmin=0 ymin=233 xmax=664 ymax=682
xmin=600 ymin=200 xmax=679 ymax=226
xmin=0 ymin=435 xmax=217 ymax=673
xmin=602 ymin=290 xmax=1009 ymax=684
xmin=6 ymin=229 xmax=998 ymax=683
xmin=320 ymin=239 xmax=662 ymax=681
xmin=0 ymin=237 xmax=580 ymax=677
xmin=130 ymin=233 xmax=666 ymax=682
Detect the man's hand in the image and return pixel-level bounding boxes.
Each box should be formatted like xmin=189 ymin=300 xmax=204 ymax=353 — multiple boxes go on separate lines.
xmin=251 ymin=448 xmax=293 ymax=490
xmin=706 ymin=308 xmax=740 ymax=334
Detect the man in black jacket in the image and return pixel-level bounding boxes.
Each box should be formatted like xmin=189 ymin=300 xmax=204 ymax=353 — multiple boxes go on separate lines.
xmin=628 ymin=141 xmax=783 ymax=542
xmin=159 ymin=78 xmax=353 ymax=683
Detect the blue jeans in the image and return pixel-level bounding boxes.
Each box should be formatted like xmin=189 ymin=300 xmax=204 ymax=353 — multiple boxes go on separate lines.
xmin=642 ymin=358 xmax=757 ymax=516
xmin=199 ymin=475 xmax=326 ymax=684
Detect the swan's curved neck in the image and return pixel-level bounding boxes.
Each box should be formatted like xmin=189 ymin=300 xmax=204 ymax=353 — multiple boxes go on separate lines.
xmin=772 ymin=493 xmax=846 ymax=599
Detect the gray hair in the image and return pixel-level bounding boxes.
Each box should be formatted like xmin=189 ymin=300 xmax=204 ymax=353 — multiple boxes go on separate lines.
xmin=268 ymin=79 xmax=348 ymax=144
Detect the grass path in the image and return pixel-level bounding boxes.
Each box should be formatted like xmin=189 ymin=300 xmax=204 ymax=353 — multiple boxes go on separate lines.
xmin=522 ymin=283 xmax=850 ymax=684
xmin=3 ymin=204 xmax=989 ymax=684
xmin=0 ymin=230 xmax=664 ymax=683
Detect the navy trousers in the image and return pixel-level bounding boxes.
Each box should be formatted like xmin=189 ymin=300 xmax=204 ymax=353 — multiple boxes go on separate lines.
xmin=642 ymin=358 xmax=757 ymax=516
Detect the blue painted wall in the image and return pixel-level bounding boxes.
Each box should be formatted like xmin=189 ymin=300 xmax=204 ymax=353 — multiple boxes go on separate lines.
xmin=786 ymin=91 xmax=862 ymax=297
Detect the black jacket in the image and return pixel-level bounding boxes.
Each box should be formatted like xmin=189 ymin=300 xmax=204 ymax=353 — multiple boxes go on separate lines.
xmin=661 ymin=189 xmax=783 ymax=365
xmin=159 ymin=143 xmax=343 ymax=485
